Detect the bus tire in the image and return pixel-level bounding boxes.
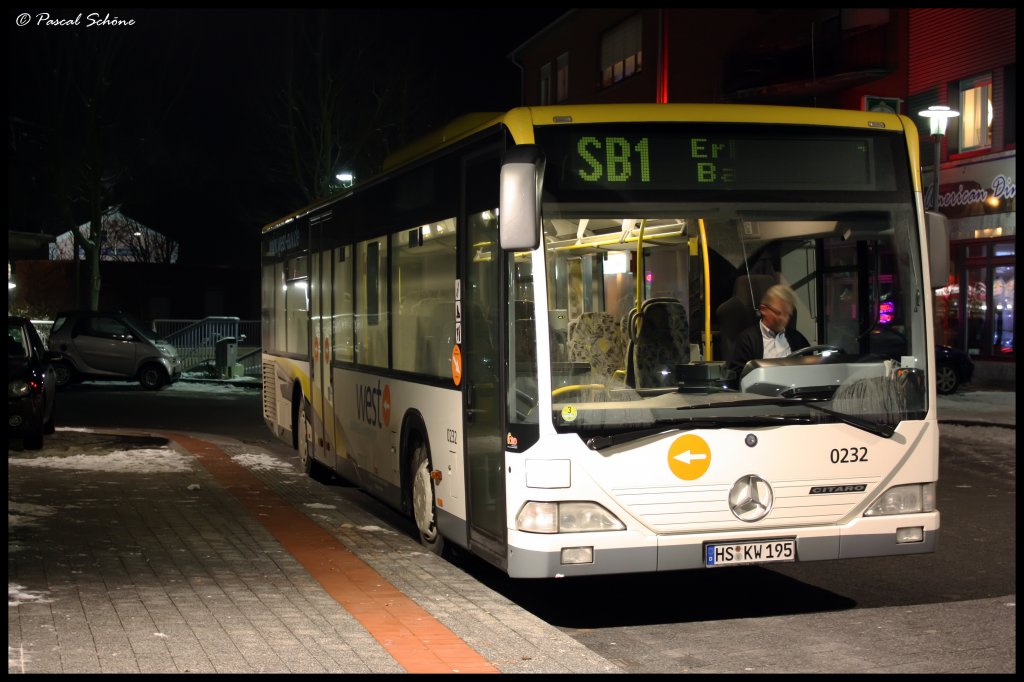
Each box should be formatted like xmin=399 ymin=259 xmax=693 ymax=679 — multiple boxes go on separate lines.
xmin=296 ymin=393 xmax=333 ymax=483
xmin=291 ymin=383 xmax=302 ymax=450
xmin=298 ymin=396 xmax=315 ymax=475
xmin=409 ymin=432 xmax=445 ymax=556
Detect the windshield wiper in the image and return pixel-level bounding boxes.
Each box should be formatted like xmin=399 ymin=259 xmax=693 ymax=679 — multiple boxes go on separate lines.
xmin=674 ymin=397 xmax=895 ymax=439
xmin=585 ymin=415 xmax=812 ymax=450
xmin=798 ymin=401 xmax=895 ymax=438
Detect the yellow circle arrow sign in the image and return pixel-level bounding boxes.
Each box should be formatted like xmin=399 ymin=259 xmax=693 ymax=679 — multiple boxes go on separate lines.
xmin=667 ymin=434 xmax=712 ymax=481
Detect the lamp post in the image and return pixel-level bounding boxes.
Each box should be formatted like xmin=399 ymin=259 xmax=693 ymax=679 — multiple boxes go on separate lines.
xmin=335 ymin=171 xmax=354 ymax=189
xmin=918 ymin=105 xmax=960 ymax=211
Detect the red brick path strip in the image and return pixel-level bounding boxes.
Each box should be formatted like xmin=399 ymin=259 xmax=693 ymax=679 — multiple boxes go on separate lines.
xmin=165 ymin=433 xmax=499 ymax=674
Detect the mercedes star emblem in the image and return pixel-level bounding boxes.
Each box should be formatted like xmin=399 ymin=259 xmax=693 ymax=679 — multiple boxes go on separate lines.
xmin=729 ymin=474 xmax=774 ymax=522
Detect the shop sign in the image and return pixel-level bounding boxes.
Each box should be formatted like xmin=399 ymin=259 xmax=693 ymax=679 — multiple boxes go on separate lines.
xmin=923 ymin=156 xmax=1016 ymax=220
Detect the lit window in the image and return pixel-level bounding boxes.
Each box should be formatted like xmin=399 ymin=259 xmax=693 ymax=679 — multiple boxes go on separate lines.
xmin=601 ymin=15 xmax=643 ymax=88
xmin=959 ymin=75 xmax=992 ymax=151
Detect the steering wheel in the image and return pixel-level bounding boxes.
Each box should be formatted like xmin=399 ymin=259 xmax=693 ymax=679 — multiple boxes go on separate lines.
xmin=787 ymin=344 xmax=845 ymax=358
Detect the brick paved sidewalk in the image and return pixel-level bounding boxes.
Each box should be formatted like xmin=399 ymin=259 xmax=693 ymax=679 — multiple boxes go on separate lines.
xmin=8 ymin=428 xmax=619 ymax=674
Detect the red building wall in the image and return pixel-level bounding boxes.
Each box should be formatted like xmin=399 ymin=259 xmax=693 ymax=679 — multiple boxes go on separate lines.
xmin=909 ymin=8 xmax=1016 ymax=95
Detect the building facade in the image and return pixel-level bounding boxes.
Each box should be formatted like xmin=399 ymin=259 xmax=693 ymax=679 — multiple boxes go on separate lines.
xmin=48 ymin=209 xmax=180 ymax=264
xmin=511 ymin=8 xmax=1015 ymax=386
xmin=906 ymin=9 xmax=1015 ymax=382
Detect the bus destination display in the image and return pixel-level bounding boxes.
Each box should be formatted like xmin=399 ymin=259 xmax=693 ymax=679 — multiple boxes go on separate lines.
xmin=538 ymin=127 xmax=884 ymax=193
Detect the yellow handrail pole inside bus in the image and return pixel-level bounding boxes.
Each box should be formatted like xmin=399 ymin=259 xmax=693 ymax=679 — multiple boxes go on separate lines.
xmin=698 ymin=218 xmax=712 ymax=360
xmin=635 ymin=219 xmax=647 ymax=311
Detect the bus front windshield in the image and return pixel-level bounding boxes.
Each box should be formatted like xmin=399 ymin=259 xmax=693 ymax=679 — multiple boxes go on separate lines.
xmin=509 ymin=198 xmax=930 ymax=441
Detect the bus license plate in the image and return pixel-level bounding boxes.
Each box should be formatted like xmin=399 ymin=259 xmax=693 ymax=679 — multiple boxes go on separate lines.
xmin=705 ymin=539 xmax=796 ymax=567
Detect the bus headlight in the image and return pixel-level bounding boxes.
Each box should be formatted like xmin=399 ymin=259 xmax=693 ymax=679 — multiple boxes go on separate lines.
xmin=516 ymin=501 xmax=625 ymax=533
xmin=863 ymin=483 xmax=936 ymax=516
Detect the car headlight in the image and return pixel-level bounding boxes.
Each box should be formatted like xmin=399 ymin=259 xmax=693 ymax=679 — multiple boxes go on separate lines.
xmin=516 ymin=501 xmax=625 ymax=533
xmin=8 ymin=380 xmax=31 ymax=398
xmin=864 ymin=483 xmax=936 ymax=516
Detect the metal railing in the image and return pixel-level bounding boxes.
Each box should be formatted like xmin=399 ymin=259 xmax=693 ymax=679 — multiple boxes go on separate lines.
xmin=238 ymin=347 xmax=263 ymax=377
xmin=154 ymin=317 xmax=261 ymax=374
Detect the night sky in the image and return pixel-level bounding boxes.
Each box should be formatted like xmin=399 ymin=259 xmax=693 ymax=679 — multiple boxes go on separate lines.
xmin=8 ymin=8 xmax=566 ymax=266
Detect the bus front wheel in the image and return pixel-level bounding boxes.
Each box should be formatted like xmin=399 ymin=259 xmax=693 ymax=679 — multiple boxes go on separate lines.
xmin=409 ymin=434 xmax=445 ymax=556
xmin=296 ymin=396 xmax=331 ymax=482
xmin=298 ymin=397 xmax=314 ymax=475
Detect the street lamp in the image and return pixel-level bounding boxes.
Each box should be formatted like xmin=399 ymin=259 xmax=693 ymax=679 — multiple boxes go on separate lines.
xmin=918 ymin=105 xmax=960 ymax=211
xmin=335 ymin=171 xmax=354 ymax=189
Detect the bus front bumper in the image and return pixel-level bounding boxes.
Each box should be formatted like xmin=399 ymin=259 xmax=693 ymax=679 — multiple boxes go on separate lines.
xmin=504 ymin=511 xmax=939 ymax=578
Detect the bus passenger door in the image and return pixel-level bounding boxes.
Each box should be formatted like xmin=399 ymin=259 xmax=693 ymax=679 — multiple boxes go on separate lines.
xmin=461 ymin=148 xmax=507 ymax=566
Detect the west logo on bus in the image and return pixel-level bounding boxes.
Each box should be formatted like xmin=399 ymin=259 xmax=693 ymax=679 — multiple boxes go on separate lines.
xmin=355 ymin=381 xmax=391 ymax=429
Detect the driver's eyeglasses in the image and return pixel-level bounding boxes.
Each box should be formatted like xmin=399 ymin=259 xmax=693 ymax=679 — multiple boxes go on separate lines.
xmin=761 ymin=303 xmax=791 ymax=318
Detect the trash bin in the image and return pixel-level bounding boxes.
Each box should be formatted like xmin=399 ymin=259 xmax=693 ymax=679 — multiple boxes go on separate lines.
xmin=215 ymin=337 xmax=237 ymax=378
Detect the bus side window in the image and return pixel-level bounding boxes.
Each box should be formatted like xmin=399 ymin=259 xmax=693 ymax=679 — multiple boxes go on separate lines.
xmin=415 ymin=299 xmax=455 ymax=377
xmin=356 ymin=238 xmax=388 ymax=368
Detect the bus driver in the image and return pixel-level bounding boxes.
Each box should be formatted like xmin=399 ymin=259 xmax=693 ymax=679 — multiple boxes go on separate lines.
xmin=726 ymin=284 xmax=810 ymax=373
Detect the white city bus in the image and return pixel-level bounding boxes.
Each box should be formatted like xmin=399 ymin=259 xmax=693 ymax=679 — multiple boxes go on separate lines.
xmin=260 ymin=104 xmax=948 ymax=578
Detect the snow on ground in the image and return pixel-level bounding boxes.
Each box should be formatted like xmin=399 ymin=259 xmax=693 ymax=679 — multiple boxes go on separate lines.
xmin=8 ymin=446 xmax=194 ymax=473
xmin=230 ymin=452 xmax=296 ymax=473
xmin=936 ymin=389 xmax=1016 ymax=425
xmin=8 ymin=502 xmax=56 ymax=529
xmin=8 ymin=584 xmax=52 ymax=607
xmin=936 ymin=422 xmax=1016 ymax=479
xmin=174 ymin=377 xmax=261 ymax=392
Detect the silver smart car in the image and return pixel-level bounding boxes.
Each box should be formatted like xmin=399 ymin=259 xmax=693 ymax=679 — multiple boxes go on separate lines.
xmin=47 ymin=311 xmax=182 ymax=390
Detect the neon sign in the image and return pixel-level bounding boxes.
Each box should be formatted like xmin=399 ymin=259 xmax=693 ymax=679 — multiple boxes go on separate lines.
xmin=878 ymin=300 xmax=895 ymax=325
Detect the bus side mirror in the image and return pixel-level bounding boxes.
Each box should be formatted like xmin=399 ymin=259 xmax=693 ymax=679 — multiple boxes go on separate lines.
xmin=925 ymin=211 xmax=950 ymax=289
xmin=499 ymin=145 xmax=545 ymax=250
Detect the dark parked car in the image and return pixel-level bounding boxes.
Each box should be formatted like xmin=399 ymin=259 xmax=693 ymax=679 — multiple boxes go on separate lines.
xmin=869 ymin=329 xmax=974 ymax=395
xmin=935 ymin=343 xmax=974 ymax=395
xmin=8 ymin=316 xmax=57 ymax=449
xmin=47 ymin=310 xmax=182 ymax=390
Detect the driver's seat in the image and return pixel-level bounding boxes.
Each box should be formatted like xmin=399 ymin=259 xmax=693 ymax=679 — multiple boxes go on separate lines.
xmin=716 ymin=275 xmax=776 ymax=364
